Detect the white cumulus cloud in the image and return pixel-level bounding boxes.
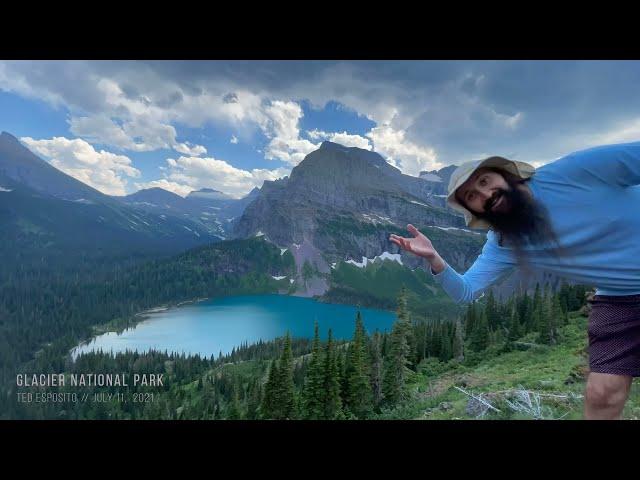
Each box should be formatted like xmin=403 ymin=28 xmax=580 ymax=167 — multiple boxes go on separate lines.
xmin=262 ymin=100 xmax=319 ymax=166
xmin=307 ymin=129 xmax=372 ymax=150
xmin=366 ymin=125 xmax=443 ymax=176
xmin=20 ymin=136 xmax=140 ymax=196
xmin=174 ymin=142 xmax=207 ymax=156
xmin=137 ymin=155 xmax=290 ymax=199
xmin=69 ymin=112 xmax=207 ymax=156
xmin=132 ymin=179 xmax=194 ymax=197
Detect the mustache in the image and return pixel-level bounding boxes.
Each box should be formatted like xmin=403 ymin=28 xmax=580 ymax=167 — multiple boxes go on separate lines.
xmin=476 ymin=179 xmax=567 ymax=267
xmin=484 ymin=190 xmax=505 ymax=212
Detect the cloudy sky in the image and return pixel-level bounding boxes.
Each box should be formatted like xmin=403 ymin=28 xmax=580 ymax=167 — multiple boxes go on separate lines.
xmin=1 ymin=60 xmax=639 ymax=198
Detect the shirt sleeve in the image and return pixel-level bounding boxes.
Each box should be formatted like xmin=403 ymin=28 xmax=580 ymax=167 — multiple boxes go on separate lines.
xmin=548 ymin=141 xmax=640 ymax=189
xmin=430 ymin=231 xmax=516 ymax=305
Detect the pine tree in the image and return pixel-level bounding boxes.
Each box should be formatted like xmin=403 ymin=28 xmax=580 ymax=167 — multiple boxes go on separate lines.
xmin=343 ymin=311 xmax=373 ymax=419
xmin=259 ymin=334 xmax=296 ymax=419
xmin=246 ymin=380 xmax=262 ymax=420
xmin=452 ymin=317 xmax=465 ymax=361
xmin=531 ymin=283 xmax=542 ymax=330
xmin=439 ymin=328 xmax=452 ymax=362
xmin=469 ymin=308 xmax=489 ymax=352
xmin=382 ymin=289 xmax=412 ymax=406
xmin=261 ymin=358 xmax=279 ymax=419
xmin=507 ymin=305 xmax=522 ymax=346
xmin=553 ymin=293 xmax=567 ymax=326
xmin=431 ymin=319 xmax=442 ymax=359
xmin=369 ymin=331 xmax=384 ymax=408
xmin=226 ymin=378 xmax=243 ymax=420
xmin=537 ymin=286 xmax=552 ymax=344
xmin=395 ymin=286 xmax=415 ymax=367
xmin=485 ymin=289 xmax=501 ymax=329
xmin=337 ymin=349 xmax=347 ymax=404
xmin=276 ymin=332 xmax=296 ymax=419
xmin=465 ymin=303 xmax=477 ymax=339
xmin=321 ymin=329 xmax=342 ymax=419
xmin=302 ymin=322 xmax=324 ymax=419
xmin=420 ymin=318 xmax=429 ymax=363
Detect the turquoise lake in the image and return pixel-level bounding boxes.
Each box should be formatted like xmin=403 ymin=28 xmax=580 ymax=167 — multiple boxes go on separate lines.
xmin=72 ymin=294 xmax=397 ymax=359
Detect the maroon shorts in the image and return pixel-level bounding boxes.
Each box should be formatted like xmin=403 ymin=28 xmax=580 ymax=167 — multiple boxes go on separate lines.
xmin=588 ymin=294 xmax=640 ymax=377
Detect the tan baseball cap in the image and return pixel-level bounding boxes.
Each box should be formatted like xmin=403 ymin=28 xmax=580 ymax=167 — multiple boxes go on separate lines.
xmin=447 ymin=156 xmax=536 ymax=230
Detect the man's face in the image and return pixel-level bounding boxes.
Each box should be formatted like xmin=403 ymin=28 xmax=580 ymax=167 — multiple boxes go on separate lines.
xmin=455 ymin=167 xmax=513 ymax=215
xmin=454 ymin=166 xmax=560 ymax=261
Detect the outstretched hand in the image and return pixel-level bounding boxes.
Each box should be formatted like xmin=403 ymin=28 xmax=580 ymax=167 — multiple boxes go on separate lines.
xmin=389 ymin=224 xmax=436 ymax=259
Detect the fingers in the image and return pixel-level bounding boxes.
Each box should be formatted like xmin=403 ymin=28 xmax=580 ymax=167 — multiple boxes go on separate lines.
xmin=407 ymin=224 xmax=419 ymax=236
xmin=389 ymin=234 xmax=407 ymax=249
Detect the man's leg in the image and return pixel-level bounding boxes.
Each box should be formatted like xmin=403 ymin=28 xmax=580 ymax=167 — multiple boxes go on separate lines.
xmin=583 ymin=372 xmax=632 ymax=420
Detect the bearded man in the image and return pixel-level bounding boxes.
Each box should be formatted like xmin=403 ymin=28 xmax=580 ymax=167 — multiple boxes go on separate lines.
xmin=390 ymin=141 xmax=640 ymax=420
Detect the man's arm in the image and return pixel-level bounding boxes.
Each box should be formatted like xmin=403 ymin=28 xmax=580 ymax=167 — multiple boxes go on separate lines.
xmin=550 ymin=141 xmax=640 ymax=189
xmin=429 ymin=231 xmax=516 ymax=305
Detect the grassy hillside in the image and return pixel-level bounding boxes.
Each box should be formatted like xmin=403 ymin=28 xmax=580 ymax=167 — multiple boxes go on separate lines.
xmin=317 ymin=222 xmax=484 ymax=319
xmin=321 ymin=258 xmax=464 ymax=319
xmin=377 ymin=311 xmax=640 ymax=420
xmin=160 ymin=309 xmax=640 ymax=420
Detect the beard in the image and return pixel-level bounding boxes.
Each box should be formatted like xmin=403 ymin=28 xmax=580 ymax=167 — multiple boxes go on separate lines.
xmin=474 ymin=178 xmax=563 ymax=267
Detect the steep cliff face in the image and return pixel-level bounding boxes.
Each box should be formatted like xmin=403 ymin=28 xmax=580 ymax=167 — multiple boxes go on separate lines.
xmin=232 ymin=142 xmax=484 ymax=296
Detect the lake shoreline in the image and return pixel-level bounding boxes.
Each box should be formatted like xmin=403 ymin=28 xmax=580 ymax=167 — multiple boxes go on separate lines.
xmin=71 ymin=294 xmax=398 ymax=360
xmin=71 ymin=295 xmax=213 ymax=359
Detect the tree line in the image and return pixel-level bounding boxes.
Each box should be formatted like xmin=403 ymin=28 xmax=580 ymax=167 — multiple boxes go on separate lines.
xmin=4 ymin=279 xmax=588 ymax=420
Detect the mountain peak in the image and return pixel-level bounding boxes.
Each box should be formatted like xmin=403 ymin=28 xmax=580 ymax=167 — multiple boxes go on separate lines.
xmin=126 ymin=187 xmax=183 ymax=199
xmin=187 ymin=188 xmax=233 ymax=201
xmin=1 ymin=131 xmax=26 ymax=148
xmin=194 ymin=187 xmax=223 ymax=194
xmin=0 ymin=130 xmax=109 ymax=202
xmin=319 ymin=140 xmax=351 ymax=151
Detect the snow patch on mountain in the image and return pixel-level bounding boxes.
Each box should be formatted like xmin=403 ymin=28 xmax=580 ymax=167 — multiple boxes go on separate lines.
xmin=427 ymin=225 xmax=482 ymax=235
xmin=361 ymin=213 xmax=394 ymax=225
xmin=420 ymin=173 xmax=443 ymax=182
xmin=345 ymin=251 xmax=403 ymax=268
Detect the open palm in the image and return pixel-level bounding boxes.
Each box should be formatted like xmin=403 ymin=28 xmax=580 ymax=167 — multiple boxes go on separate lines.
xmin=389 ymin=224 xmax=435 ymax=259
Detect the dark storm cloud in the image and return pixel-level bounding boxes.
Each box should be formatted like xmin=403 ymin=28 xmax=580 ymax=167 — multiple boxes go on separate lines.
xmin=223 ymin=92 xmax=238 ymax=103
xmin=2 ymin=60 xmax=639 ymax=168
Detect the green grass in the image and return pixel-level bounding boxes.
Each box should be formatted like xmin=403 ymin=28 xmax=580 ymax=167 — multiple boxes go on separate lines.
xmin=378 ymin=311 xmax=640 ymax=420
xmin=322 ymin=258 xmax=464 ymax=319
xmin=157 ymin=308 xmax=640 ymax=420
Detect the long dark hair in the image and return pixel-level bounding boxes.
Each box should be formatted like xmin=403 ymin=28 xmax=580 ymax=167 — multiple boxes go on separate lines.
xmin=470 ymin=169 xmax=567 ymax=271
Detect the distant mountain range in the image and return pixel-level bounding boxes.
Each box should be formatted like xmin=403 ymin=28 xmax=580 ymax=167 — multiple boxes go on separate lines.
xmin=230 ymin=141 xmax=486 ymax=298
xmin=118 ymin=185 xmax=259 ymax=239
xmin=8 ymin=129 xmax=556 ymax=307
xmin=0 ymin=132 xmax=225 ymax=261
xmin=0 ymin=131 xmax=490 ymax=294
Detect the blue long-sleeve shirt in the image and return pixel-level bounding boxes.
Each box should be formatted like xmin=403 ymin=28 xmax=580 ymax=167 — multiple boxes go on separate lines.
xmin=431 ymin=141 xmax=640 ymax=304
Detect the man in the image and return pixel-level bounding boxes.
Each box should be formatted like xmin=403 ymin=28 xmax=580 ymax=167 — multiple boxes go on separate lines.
xmin=390 ymin=141 xmax=640 ymax=420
